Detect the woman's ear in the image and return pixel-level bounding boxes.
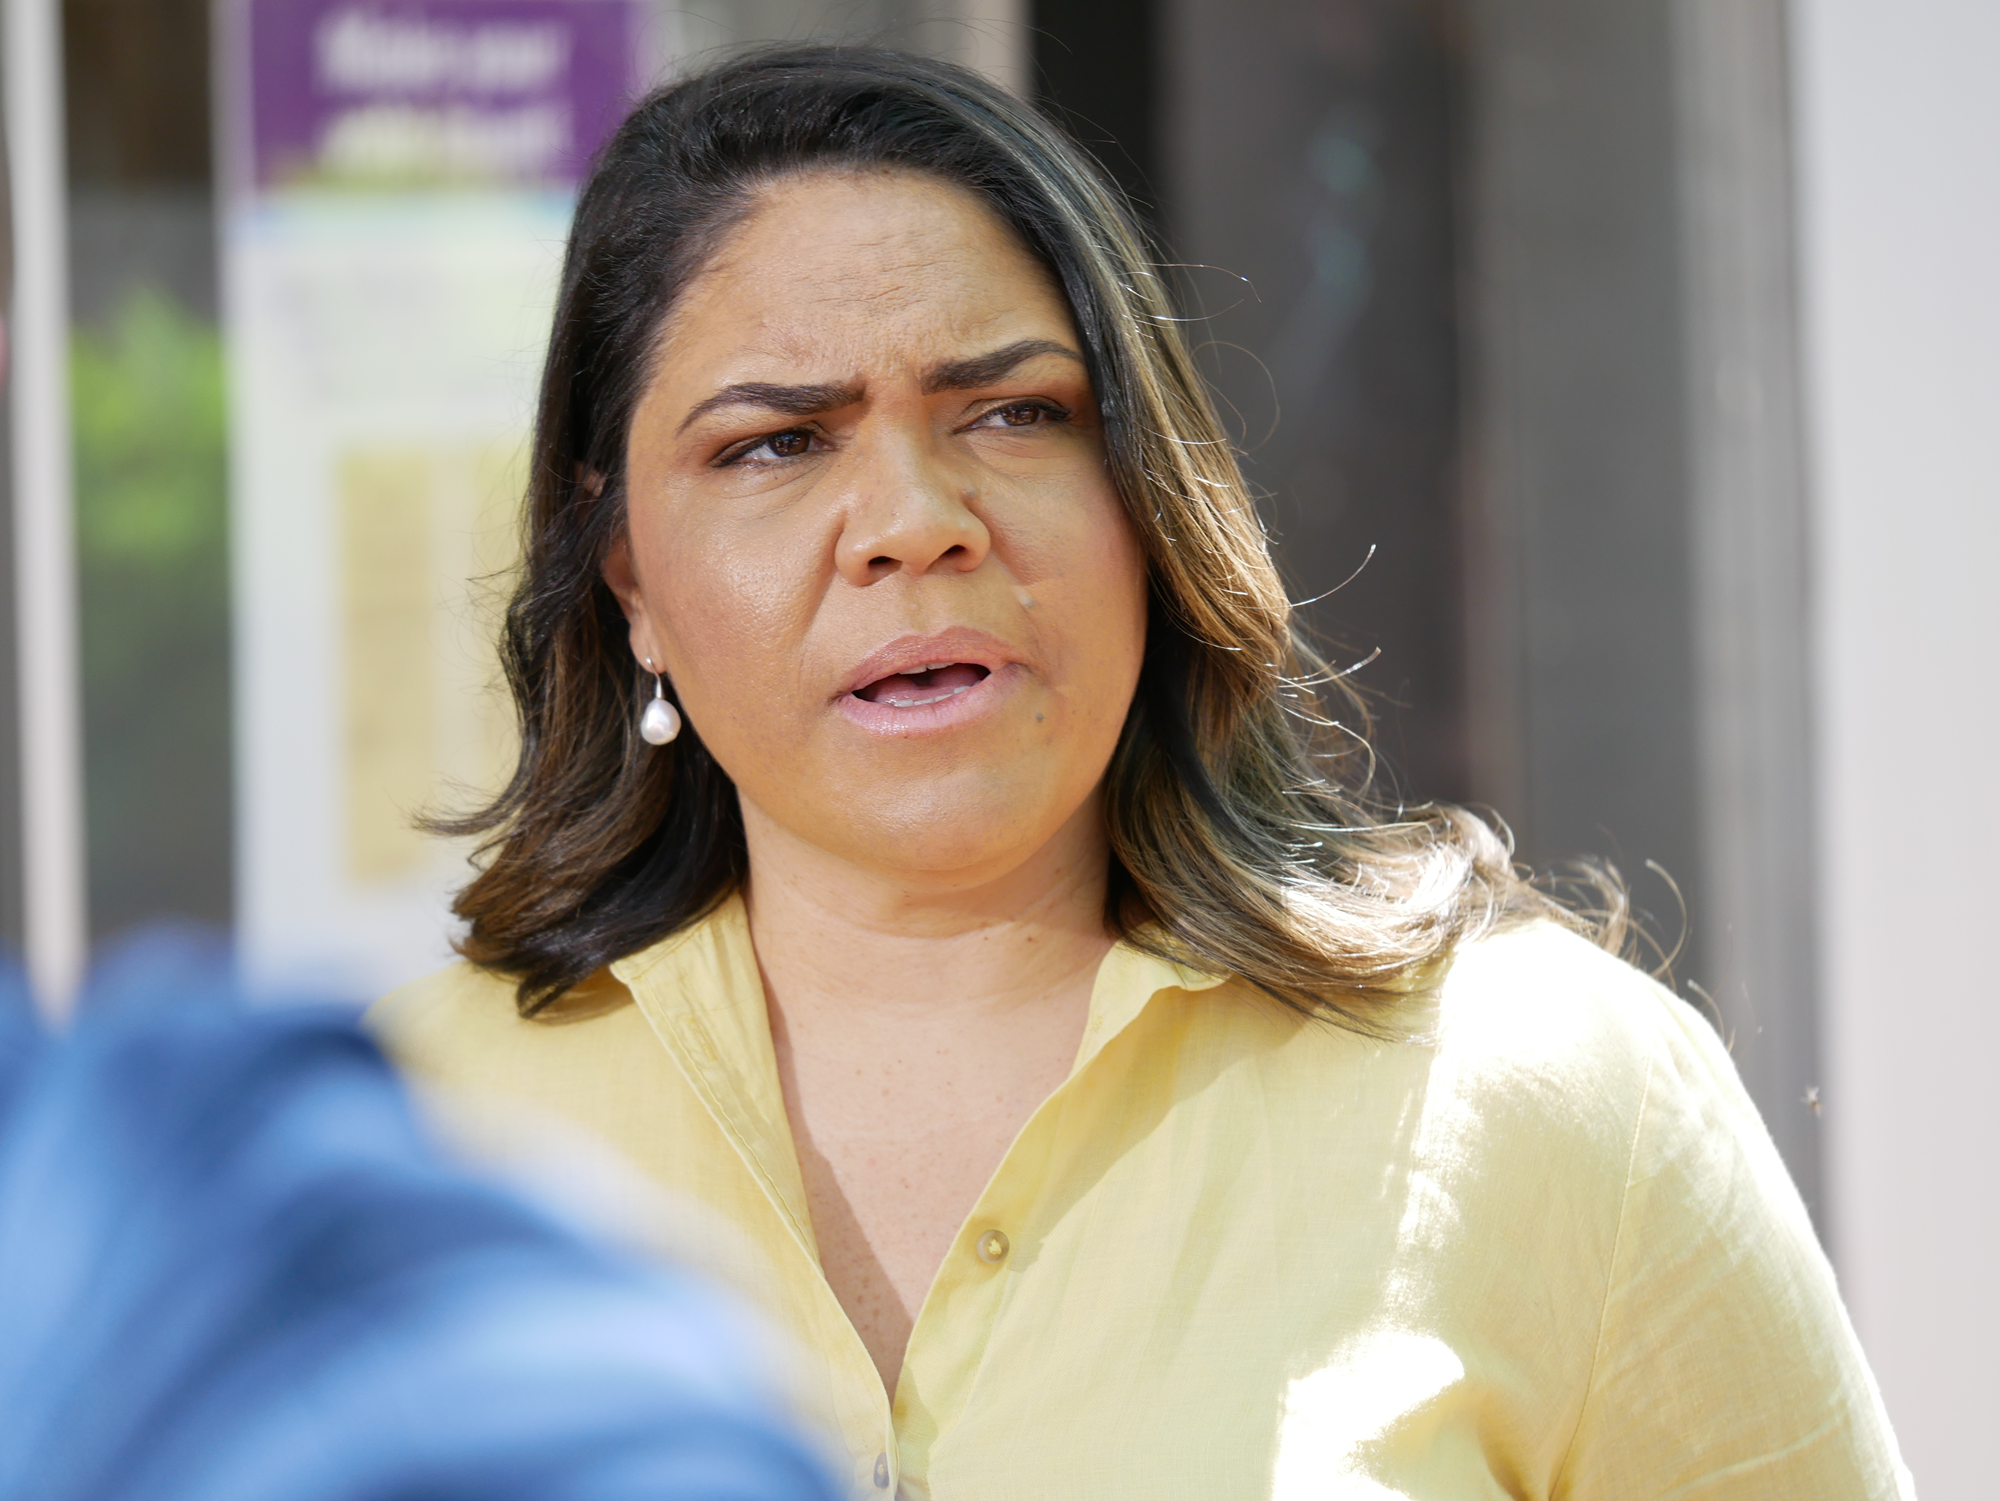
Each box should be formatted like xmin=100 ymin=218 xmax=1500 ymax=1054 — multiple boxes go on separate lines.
xmin=600 ymin=531 xmax=659 ymax=666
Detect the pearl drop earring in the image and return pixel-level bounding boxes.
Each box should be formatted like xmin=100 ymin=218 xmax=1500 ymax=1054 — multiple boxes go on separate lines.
xmin=639 ymin=658 xmax=682 ymax=745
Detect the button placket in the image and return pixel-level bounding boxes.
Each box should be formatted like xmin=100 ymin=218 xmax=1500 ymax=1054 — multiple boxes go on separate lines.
xmin=616 ymin=909 xmax=905 ymax=1483
xmin=894 ymin=961 xmax=1215 ymax=1475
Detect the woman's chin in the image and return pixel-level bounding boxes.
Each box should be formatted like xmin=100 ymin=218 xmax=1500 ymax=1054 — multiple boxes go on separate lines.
xmin=850 ymin=824 xmax=1054 ymax=884
xmin=786 ymin=790 xmax=1083 ymax=888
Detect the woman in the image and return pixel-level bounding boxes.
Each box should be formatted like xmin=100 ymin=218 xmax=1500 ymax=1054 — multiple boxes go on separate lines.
xmin=372 ymin=45 xmax=1908 ymax=1499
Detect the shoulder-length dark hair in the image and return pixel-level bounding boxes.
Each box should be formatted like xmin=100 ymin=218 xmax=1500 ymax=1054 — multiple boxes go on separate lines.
xmin=445 ymin=43 xmax=1606 ymax=1019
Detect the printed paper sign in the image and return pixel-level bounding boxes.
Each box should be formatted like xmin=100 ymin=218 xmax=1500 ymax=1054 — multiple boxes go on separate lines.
xmin=222 ymin=0 xmax=653 ymax=996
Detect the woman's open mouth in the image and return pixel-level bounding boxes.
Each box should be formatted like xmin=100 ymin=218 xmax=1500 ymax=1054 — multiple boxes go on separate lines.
xmin=836 ymin=631 xmax=1018 ymax=735
xmin=852 ymin=662 xmax=993 ymax=708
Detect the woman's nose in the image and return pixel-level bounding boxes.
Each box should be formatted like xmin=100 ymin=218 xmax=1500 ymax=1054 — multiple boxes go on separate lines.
xmin=832 ymin=438 xmax=992 ymax=586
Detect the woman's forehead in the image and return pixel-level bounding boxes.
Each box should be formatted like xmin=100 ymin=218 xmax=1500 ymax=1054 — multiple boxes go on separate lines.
xmin=657 ymin=169 xmax=1070 ymax=372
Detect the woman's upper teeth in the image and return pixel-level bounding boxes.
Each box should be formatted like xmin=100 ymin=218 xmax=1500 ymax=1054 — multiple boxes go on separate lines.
xmin=886 ymin=683 xmax=972 ymax=707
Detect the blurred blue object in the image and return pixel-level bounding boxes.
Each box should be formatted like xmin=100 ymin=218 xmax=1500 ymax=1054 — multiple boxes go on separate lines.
xmin=0 ymin=929 xmax=839 ymax=1501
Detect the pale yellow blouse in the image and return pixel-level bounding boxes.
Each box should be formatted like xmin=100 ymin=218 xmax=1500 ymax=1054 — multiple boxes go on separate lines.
xmin=370 ymin=896 xmax=1910 ymax=1499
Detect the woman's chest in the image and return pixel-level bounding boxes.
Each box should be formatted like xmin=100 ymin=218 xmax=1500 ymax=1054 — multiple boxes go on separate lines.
xmin=497 ymin=987 xmax=1633 ymax=1499
xmin=697 ymin=1036 xmax=1623 ymax=1501
xmin=881 ymin=1109 xmax=1606 ymax=1501
xmin=781 ymin=1031 xmax=1083 ymax=1331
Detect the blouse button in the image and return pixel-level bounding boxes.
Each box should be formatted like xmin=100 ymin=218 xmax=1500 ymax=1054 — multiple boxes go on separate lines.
xmin=873 ymin=1452 xmax=890 ymax=1489
xmin=974 ymin=1228 xmax=1010 ymax=1265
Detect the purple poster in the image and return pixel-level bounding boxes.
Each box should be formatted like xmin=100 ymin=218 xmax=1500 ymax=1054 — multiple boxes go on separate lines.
xmin=243 ymin=0 xmax=640 ymax=192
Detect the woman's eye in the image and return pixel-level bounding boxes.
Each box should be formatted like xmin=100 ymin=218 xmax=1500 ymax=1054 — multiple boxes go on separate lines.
xmin=974 ymin=400 xmax=1067 ymax=430
xmin=728 ymin=428 xmax=816 ymax=464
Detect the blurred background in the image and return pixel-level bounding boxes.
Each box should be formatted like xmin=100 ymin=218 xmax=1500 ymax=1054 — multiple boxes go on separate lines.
xmin=0 ymin=0 xmax=1992 ymax=1492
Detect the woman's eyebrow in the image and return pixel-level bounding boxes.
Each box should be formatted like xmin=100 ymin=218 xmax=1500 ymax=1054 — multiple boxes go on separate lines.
xmin=921 ymin=338 xmax=1086 ymax=392
xmin=676 ymin=340 xmax=1084 ymax=433
xmin=677 ymin=379 xmax=864 ymax=433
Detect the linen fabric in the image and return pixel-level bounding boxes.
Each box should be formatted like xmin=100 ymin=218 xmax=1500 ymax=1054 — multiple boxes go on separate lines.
xmin=371 ymin=897 xmax=1911 ymax=1500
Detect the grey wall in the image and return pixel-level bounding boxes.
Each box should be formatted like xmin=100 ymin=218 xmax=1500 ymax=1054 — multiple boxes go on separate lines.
xmin=0 ymin=322 xmax=22 ymax=961
xmin=1796 ymin=2 xmax=2000 ymax=1482
xmin=1 ymin=20 xmax=31 ymax=958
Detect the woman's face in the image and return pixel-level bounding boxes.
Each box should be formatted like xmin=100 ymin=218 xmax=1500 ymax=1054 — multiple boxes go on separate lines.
xmin=606 ymin=169 xmax=1149 ymax=888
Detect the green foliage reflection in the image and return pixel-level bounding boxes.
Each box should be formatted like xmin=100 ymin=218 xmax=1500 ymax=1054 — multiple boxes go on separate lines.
xmin=71 ymin=288 xmax=232 ymax=933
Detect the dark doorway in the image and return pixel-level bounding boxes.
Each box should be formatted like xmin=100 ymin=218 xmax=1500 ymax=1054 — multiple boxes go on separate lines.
xmin=1032 ymin=0 xmax=1162 ymax=219
xmin=1036 ymin=0 xmax=1470 ymax=807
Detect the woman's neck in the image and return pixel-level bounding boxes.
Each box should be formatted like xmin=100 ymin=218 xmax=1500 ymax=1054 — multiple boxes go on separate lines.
xmin=736 ymin=791 xmax=1115 ymax=1394
xmin=738 ymin=791 xmax=1117 ymax=1028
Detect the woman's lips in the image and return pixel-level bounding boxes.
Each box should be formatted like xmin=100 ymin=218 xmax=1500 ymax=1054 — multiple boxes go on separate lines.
xmin=836 ymin=627 xmax=1016 ymax=697
xmin=835 ymin=630 xmax=1021 ymax=735
xmin=837 ymin=664 xmax=1015 ymax=734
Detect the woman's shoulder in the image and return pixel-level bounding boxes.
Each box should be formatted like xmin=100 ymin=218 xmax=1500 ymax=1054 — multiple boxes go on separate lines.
xmin=371 ymin=956 xmax=509 ymax=1019
xmin=1405 ymin=919 xmax=1776 ymax=1186
xmin=1428 ymin=939 xmax=1905 ymax=1492
xmin=1430 ymin=919 xmax=1746 ymax=1107
xmin=365 ymin=960 xmax=637 ymax=1086
xmin=368 ymin=959 xmax=514 ymax=1055
xmin=1418 ymin=920 xmax=1824 ymax=1306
